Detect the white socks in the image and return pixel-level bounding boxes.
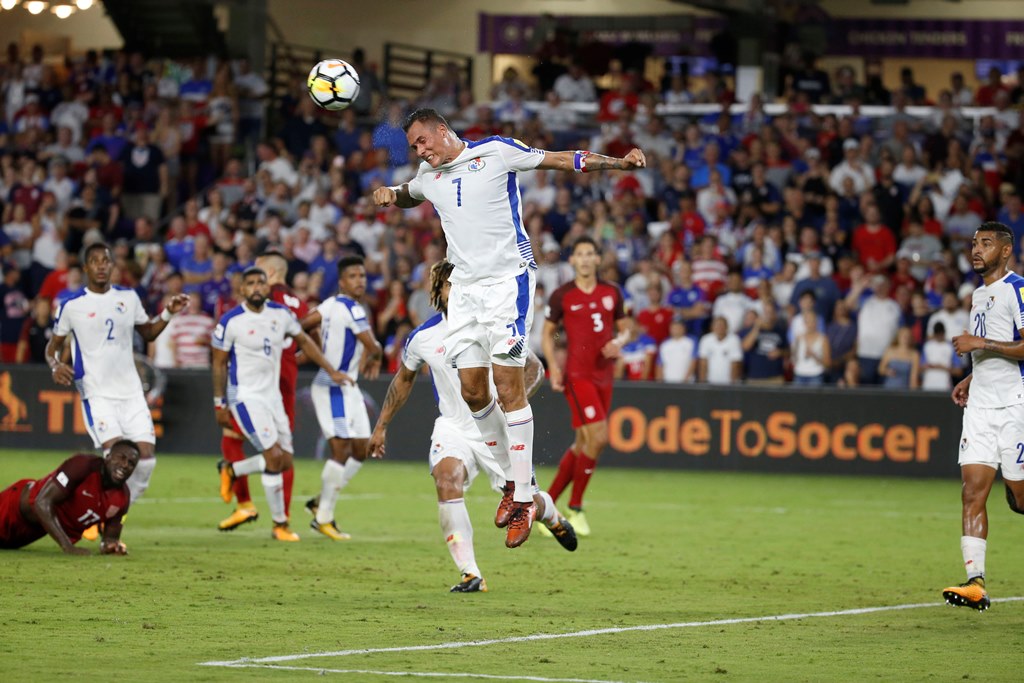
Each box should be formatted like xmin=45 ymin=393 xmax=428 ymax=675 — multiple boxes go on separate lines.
xmin=126 ymin=457 xmax=156 ymax=503
xmin=961 ymin=535 xmax=986 ymax=580
xmin=261 ymin=472 xmax=286 ymax=524
xmin=315 ymin=458 xmax=364 ymax=525
xmin=535 ymin=490 xmax=558 ymax=525
xmin=439 ymin=498 xmax=480 ymax=578
xmin=316 ymin=459 xmax=346 ymax=525
xmin=505 ymin=405 xmax=534 ymax=503
xmin=232 ymin=454 xmax=266 ymax=477
xmin=471 ymin=398 xmax=513 ymax=478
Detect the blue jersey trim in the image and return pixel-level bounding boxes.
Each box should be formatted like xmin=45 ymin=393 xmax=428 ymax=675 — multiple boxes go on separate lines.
xmin=464 ymin=135 xmax=532 ymax=152
xmin=53 ymin=287 xmax=88 ymax=328
xmin=406 ymin=313 xmax=444 ymax=351
xmin=339 ymin=329 xmax=357 ymax=373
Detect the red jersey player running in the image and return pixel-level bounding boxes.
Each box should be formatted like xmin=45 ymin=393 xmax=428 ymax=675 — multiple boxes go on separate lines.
xmin=218 ymin=252 xmax=309 ymax=531
xmin=0 ymin=440 xmax=139 ymax=554
xmin=542 ymin=236 xmax=631 ymax=536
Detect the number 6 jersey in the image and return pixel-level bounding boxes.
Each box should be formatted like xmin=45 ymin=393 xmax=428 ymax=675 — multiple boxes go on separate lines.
xmin=213 ymin=302 xmax=302 ymax=406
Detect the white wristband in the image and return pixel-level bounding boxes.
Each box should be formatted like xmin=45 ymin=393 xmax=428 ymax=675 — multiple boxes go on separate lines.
xmin=160 ymin=308 xmax=173 ymax=322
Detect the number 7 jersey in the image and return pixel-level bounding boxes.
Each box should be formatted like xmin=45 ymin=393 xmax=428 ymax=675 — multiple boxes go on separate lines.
xmin=968 ymin=271 xmax=1024 ymax=408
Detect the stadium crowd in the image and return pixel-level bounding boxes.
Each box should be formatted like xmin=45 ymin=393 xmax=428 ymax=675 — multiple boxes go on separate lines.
xmin=2 ymin=42 xmax=1024 ymax=391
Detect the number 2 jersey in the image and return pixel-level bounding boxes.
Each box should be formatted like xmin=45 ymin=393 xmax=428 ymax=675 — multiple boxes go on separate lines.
xmin=53 ymin=286 xmax=149 ymax=400
xmin=213 ymin=302 xmax=302 ymax=406
xmin=968 ymin=271 xmax=1024 ymax=408
xmin=406 ymin=136 xmax=545 ymax=285
xmin=545 ymin=279 xmax=627 ymax=385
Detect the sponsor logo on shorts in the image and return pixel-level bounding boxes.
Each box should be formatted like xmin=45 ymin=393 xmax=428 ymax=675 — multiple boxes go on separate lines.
xmin=96 ymin=420 xmax=108 ymax=434
xmin=584 ymin=405 xmax=597 ymax=419
xmin=960 ymin=437 xmax=968 ymax=451
xmin=260 ymin=426 xmax=273 ymax=442
xmin=510 ymin=444 xmax=526 ymax=451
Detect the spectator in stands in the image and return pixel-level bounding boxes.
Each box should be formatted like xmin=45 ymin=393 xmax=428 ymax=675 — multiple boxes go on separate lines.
xmin=656 ymin=318 xmax=695 ymax=383
xmin=879 ymin=326 xmax=920 ymax=389
xmin=852 ymin=205 xmax=898 ymax=273
xmin=950 ymin=72 xmax=973 ymax=106
xmin=15 ymin=296 xmax=52 ymax=364
xmin=740 ymin=304 xmax=788 ymax=385
xmin=120 ymin=125 xmax=166 ymax=223
xmin=697 ymin=316 xmax=743 ymax=385
xmin=792 ymin=308 xmax=830 ymax=386
xmin=553 ymin=60 xmax=596 ymax=104
xmin=637 ymin=282 xmax=673 ymax=345
xmin=920 ymin=322 xmax=961 ymax=391
xmin=825 ymin=299 xmax=857 ymax=384
xmin=0 ymin=264 xmax=29 ymax=361
xmin=830 ymin=138 xmax=874 ymax=194
xmin=997 ymin=190 xmax=1024 ymax=245
xmin=712 ymin=270 xmax=753 ymax=334
xmin=617 ymin=323 xmax=657 ymax=381
xmin=167 ymin=292 xmax=214 ymax=369
xmin=856 ymin=275 xmax=901 ymax=385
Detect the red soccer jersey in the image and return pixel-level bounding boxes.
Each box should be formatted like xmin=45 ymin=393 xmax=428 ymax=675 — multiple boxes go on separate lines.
xmin=546 ymin=279 xmax=626 ymax=384
xmin=27 ymin=454 xmax=130 ymax=542
xmin=270 ymin=284 xmax=309 ymax=422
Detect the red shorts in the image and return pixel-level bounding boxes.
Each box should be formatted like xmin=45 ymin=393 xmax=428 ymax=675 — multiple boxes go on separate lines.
xmin=0 ymin=479 xmax=44 ymax=549
xmin=563 ymin=377 xmax=613 ymax=430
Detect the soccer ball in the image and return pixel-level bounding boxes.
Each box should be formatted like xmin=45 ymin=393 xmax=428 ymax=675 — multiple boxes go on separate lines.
xmin=306 ymin=59 xmax=361 ymax=111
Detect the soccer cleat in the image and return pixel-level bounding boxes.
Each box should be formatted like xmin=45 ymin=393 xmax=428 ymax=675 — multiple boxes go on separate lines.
xmin=310 ymin=518 xmax=351 ymax=541
xmin=495 ymin=481 xmax=515 ymax=528
xmin=450 ymin=573 xmax=488 ymax=593
xmin=218 ymin=504 xmax=259 ymax=531
xmin=81 ymin=524 xmax=100 ymax=542
xmin=505 ymin=501 xmax=536 ymax=548
xmin=566 ymin=507 xmax=591 ymax=537
xmin=547 ymin=516 xmax=578 ymax=552
xmin=942 ymin=577 xmax=990 ymax=611
xmin=270 ymin=523 xmax=300 ymax=542
xmin=217 ymin=459 xmax=235 ymax=504
xmin=304 ymin=496 xmax=319 ymax=518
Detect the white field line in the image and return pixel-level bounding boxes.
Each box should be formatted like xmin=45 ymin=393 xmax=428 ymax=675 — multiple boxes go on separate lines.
xmin=199 ymin=597 xmax=1024 ymax=669
xmin=220 ymin=664 xmax=641 ymax=683
xmin=133 ymin=493 xmax=385 ymax=504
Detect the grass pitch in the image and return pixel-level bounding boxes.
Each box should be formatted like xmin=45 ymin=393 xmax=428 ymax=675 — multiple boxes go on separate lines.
xmin=0 ymin=450 xmax=1022 ymax=682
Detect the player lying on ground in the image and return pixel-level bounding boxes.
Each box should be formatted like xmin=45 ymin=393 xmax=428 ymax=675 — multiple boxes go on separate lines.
xmin=367 ymin=260 xmax=577 ymax=593
xmin=0 ymin=440 xmax=139 ymax=555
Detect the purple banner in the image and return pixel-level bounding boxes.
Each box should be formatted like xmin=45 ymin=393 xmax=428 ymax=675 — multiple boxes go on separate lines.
xmin=480 ymin=13 xmax=1024 ymax=61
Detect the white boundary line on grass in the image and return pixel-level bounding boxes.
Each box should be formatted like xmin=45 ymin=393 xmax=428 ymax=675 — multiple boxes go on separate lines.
xmin=199 ymin=597 xmax=1024 ymax=670
xmin=222 ymin=665 xmax=638 ymax=683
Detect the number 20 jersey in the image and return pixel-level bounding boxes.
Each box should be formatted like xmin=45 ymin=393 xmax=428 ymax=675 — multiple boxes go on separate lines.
xmin=53 ymin=286 xmax=149 ymax=400
xmin=406 ymin=136 xmax=545 ymax=286
xmin=968 ymin=271 xmax=1024 ymax=408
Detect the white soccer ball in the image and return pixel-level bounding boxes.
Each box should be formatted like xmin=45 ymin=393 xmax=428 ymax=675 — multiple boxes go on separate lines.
xmin=306 ymin=59 xmax=361 ymax=111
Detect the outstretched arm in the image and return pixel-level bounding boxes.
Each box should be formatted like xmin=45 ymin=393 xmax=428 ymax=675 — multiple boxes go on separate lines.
xmin=367 ymin=365 xmax=418 ymax=458
xmin=372 ymin=183 xmax=424 ymax=209
xmin=537 ymin=148 xmax=646 ymax=173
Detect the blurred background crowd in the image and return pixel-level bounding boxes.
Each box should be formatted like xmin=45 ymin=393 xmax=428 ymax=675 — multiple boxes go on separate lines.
xmin=3 ymin=40 xmax=1023 ymax=391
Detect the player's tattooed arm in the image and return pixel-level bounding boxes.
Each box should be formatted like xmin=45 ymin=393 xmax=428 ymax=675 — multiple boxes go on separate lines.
xmin=954 ymin=329 xmax=1024 ymax=359
xmin=368 ymin=365 xmax=418 ymax=458
xmin=538 ymin=148 xmax=647 ymax=173
xmin=372 ymin=183 xmax=423 ymax=209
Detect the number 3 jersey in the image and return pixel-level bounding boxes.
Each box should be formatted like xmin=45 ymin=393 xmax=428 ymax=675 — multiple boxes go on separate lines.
xmin=545 ymin=280 xmax=626 ymax=385
xmin=406 ymin=136 xmax=545 ymax=286
xmin=53 ymin=286 xmax=149 ymax=400
xmin=213 ymin=302 xmax=302 ymax=406
xmin=968 ymin=271 xmax=1024 ymax=408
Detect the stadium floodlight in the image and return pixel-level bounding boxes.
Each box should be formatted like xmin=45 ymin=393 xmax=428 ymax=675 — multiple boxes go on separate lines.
xmin=25 ymin=0 xmax=47 ymax=14
xmin=0 ymin=0 xmax=17 ymax=10
xmin=75 ymin=0 xmax=92 ymax=9
xmin=51 ymin=1 xmax=74 ymax=18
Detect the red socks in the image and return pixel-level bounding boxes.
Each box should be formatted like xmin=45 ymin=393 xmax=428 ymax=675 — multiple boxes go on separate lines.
xmin=569 ymin=453 xmax=597 ymax=510
xmin=548 ymin=448 xmax=577 ymax=503
xmin=282 ymin=466 xmax=294 ymax=517
xmin=221 ymin=435 xmax=251 ymax=504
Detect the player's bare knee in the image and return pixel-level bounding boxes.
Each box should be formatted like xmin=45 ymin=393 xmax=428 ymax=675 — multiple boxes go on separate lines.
xmin=264 ymin=446 xmax=285 ymax=471
xmin=329 ymin=438 xmax=352 ymax=463
xmin=1005 ymin=483 xmax=1024 ymax=514
xmin=460 ymin=383 xmax=490 ymax=412
xmin=432 ymin=459 xmax=465 ymax=499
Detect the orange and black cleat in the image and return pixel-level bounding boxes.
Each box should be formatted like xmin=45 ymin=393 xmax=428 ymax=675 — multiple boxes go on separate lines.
xmin=942 ymin=577 xmax=990 ymax=611
xmin=494 ymin=481 xmax=515 ymax=528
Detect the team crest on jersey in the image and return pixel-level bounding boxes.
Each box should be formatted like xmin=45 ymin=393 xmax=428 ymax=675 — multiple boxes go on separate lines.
xmin=270 ymin=320 xmax=279 ymax=333
xmin=468 ymin=157 xmax=486 ymax=171
xmin=115 ymin=301 xmax=127 ymax=314
xmin=602 ymin=295 xmax=615 ymax=311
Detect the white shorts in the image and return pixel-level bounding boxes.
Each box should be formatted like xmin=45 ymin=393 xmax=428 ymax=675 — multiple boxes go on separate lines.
xmin=231 ymin=396 xmax=293 ymax=454
xmin=81 ymin=394 xmax=155 ymax=449
xmin=428 ymin=425 xmax=505 ymax=493
xmin=311 ymin=383 xmax=371 ymax=440
xmin=446 ymin=268 xmax=535 ymax=368
xmin=959 ymin=403 xmax=1024 ymax=481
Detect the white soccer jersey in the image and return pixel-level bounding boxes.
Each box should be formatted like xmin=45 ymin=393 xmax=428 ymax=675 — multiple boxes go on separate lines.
xmin=967 ymin=271 xmax=1024 ymax=408
xmin=406 ymin=136 xmax=545 ymax=285
xmin=313 ymin=295 xmax=371 ymax=386
xmin=212 ymin=302 xmax=302 ymax=405
xmin=53 ymin=286 xmax=149 ymax=400
xmin=403 ymin=313 xmax=485 ymax=439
